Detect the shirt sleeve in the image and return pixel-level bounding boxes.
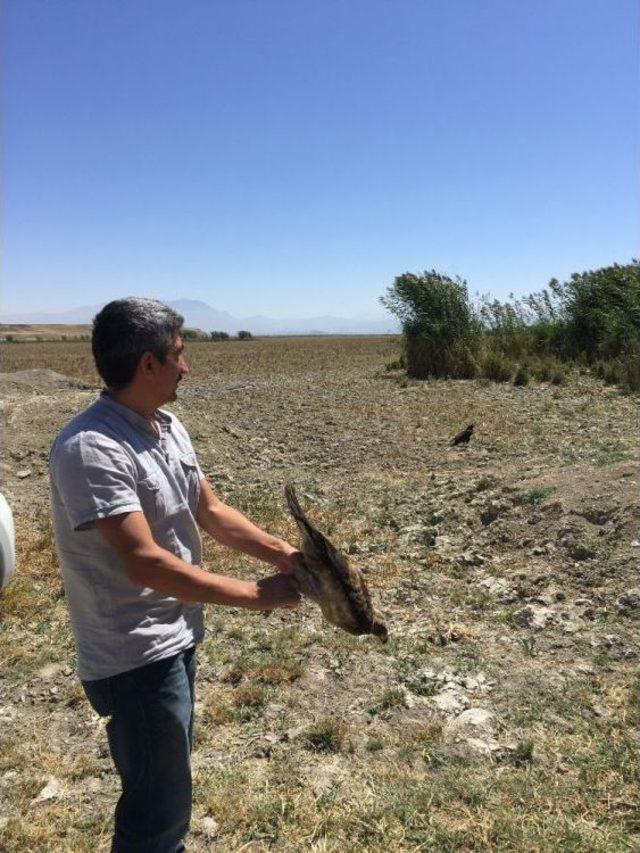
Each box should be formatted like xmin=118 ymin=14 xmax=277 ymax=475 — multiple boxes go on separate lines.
xmin=51 ymin=431 xmax=142 ymax=531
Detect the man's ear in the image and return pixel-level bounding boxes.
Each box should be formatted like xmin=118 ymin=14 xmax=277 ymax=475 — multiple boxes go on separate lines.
xmin=139 ymin=351 xmax=158 ymax=378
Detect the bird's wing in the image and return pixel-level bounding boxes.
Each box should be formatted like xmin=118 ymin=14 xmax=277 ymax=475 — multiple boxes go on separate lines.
xmin=285 ymin=484 xmax=376 ymax=630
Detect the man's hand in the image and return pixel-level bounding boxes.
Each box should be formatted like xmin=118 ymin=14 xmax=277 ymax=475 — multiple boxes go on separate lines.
xmin=272 ymin=548 xmax=305 ymax=575
xmin=253 ymin=573 xmax=301 ymax=610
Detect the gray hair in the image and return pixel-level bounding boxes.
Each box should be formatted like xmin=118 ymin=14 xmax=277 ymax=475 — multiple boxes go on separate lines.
xmin=92 ymin=298 xmax=184 ymax=389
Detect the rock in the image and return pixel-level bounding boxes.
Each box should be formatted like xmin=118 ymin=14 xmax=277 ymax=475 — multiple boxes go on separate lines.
xmin=36 ymin=663 xmax=67 ymax=682
xmin=456 ymin=736 xmax=500 ymax=759
xmin=529 ymin=544 xmax=548 ymax=556
xmin=567 ymin=541 xmax=596 ymax=561
xmin=1 ymin=770 xmax=18 ymax=785
xmin=310 ymin=763 xmax=345 ymax=798
xmin=479 ymin=576 xmax=506 ymax=594
xmin=444 ymin=709 xmax=505 ymax=760
xmin=580 ymin=506 xmax=614 ymax=525
xmin=31 ymin=776 xmax=67 ymax=806
xmin=480 ymin=501 xmax=504 ymax=526
xmin=250 ymin=733 xmax=281 ymax=758
xmin=416 ymin=666 xmax=437 ymax=681
xmin=432 ymin=689 xmax=468 ymax=715
xmin=16 ymin=469 xmax=32 ymax=479
xmin=478 ymin=576 xmax=518 ymax=604
xmin=195 ymin=817 xmax=220 ymax=840
xmin=459 ymin=550 xmax=486 ymax=567
xmin=513 ymin=605 xmax=555 ymax=630
xmin=434 ymin=535 xmax=453 ymax=551
xmin=616 ymin=588 xmax=640 ymax=614
xmin=445 ymin=708 xmax=497 ymax=739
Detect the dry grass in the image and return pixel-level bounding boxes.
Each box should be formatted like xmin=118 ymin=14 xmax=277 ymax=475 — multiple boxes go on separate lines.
xmin=0 ymin=335 xmax=400 ymax=383
xmin=1 ymin=334 xmax=638 ymax=851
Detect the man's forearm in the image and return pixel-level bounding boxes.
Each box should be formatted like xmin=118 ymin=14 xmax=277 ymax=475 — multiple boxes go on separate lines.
xmin=198 ymin=500 xmax=295 ymax=567
xmin=129 ymin=545 xmax=262 ymax=606
xmin=95 ymin=510 xmax=300 ymax=610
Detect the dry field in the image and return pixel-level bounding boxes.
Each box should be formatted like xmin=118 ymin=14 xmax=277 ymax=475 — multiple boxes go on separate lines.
xmin=1 ymin=336 xmax=638 ymax=852
xmin=0 ymin=325 xmax=92 ymax=342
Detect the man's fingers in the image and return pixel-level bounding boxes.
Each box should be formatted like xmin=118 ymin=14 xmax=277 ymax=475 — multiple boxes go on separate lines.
xmin=256 ymin=573 xmax=301 ymax=610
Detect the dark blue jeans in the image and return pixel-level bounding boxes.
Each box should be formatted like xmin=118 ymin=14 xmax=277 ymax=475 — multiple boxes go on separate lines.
xmin=82 ymin=647 xmax=196 ymax=853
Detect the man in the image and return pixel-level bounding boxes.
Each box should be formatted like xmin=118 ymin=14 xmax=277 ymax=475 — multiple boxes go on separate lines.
xmin=49 ymin=298 xmax=301 ymax=852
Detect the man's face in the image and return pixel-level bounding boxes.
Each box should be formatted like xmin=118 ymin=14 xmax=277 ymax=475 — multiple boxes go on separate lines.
xmin=158 ymin=333 xmax=189 ymax=403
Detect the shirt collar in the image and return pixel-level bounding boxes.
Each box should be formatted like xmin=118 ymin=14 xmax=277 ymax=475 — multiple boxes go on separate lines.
xmin=98 ymin=390 xmax=171 ymax=438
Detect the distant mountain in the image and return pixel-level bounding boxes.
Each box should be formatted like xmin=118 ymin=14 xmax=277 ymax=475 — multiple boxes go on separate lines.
xmin=1 ymin=299 xmax=398 ymax=335
xmin=1 ymin=304 xmax=105 ymax=325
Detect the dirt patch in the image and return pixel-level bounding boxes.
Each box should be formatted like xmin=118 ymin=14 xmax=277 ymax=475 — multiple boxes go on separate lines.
xmin=1 ymin=338 xmax=638 ymax=851
xmin=0 ymin=369 xmax=95 ymax=394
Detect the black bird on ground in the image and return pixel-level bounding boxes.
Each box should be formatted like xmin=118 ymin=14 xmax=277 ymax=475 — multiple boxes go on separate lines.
xmin=450 ymin=423 xmax=474 ymax=446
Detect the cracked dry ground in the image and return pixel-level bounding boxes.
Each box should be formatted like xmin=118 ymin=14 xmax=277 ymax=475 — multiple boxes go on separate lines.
xmin=0 ymin=336 xmax=638 ymax=852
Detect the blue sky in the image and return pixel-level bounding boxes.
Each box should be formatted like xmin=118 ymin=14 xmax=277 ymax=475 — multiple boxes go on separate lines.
xmin=3 ymin=0 xmax=638 ymax=319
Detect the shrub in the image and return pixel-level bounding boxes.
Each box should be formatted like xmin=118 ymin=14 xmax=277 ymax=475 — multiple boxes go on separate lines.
xmin=380 ymin=270 xmax=481 ymax=379
xmin=210 ymin=331 xmax=230 ymax=341
xmin=481 ymin=352 xmax=513 ymax=383
xmin=478 ymin=297 xmax=530 ymax=359
xmin=385 ymin=354 xmax=406 ymax=371
xmin=513 ymin=365 xmax=530 ymax=386
xmin=182 ymin=328 xmax=203 ymax=341
xmin=302 ymin=718 xmax=348 ymax=752
xmin=521 ymin=486 xmax=556 ymax=506
xmin=532 ymin=358 xmax=557 ymax=382
xmin=551 ymin=367 xmax=567 ymax=385
xmin=379 ymin=259 xmax=640 ymax=394
xmin=602 ymin=360 xmax=622 ymax=386
xmin=475 ymin=476 xmax=494 ymax=492
xmin=561 ymin=262 xmax=640 ymax=361
xmin=237 ymin=330 xmax=253 ymax=340
xmin=621 ymin=347 xmax=640 ymax=394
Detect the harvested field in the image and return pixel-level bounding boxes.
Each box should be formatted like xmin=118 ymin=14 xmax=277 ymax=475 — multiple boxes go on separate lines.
xmin=0 ymin=325 xmax=92 ymax=342
xmin=0 ymin=336 xmax=638 ymax=851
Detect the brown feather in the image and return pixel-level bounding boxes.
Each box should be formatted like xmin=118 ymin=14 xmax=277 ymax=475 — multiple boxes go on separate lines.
xmin=285 ymin=484 xmax=388 ymax=642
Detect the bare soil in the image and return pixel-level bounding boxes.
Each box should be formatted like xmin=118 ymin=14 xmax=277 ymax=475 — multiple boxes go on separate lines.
xmin=0 ymin=337 xmax=638 ymax=851
xmin=0 ymin=325 xmax=92 ymax=341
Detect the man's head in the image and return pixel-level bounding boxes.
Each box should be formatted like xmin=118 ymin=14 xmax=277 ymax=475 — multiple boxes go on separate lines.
xmin=92 ymin=299 xmax=187 ymax=401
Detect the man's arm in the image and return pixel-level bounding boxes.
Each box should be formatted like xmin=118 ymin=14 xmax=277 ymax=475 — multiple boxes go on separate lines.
xmin=95 ymin=511 xmax=300 ymax=610
xmin=196 ymin=479 xmax=301 ymax=573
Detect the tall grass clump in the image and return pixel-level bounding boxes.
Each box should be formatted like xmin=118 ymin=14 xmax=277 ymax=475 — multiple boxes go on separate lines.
xmin=533 ymin=262 xmax=640 ymax=391
xmin=481 ymin=352 xmax=514 ymax=382
xmin=380 ymin=260 xmax=640 ymax=393
xmin=513 ymin=365 xmax=530 ymax=386
xmin=556 ymin=262 xmax=640 ymax=362
xmin=380 ymin=270 xmax=481 ymax=379
xmin=476 ymin=262 xmax=640 ymax=392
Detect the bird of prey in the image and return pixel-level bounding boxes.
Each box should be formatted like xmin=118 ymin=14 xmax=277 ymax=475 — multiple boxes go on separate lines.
xmin=450 ymin=423 xmax=474 ymax=446
xmin=285 ymin=485 xmax=388 ymax=643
